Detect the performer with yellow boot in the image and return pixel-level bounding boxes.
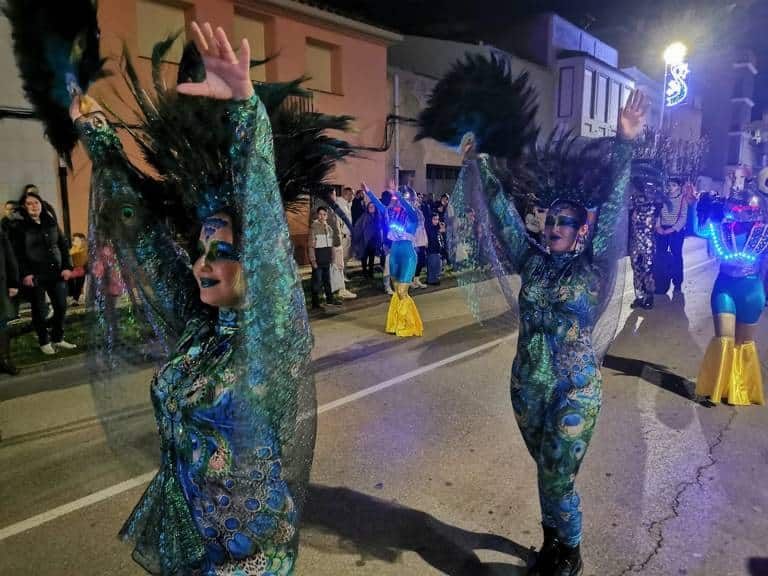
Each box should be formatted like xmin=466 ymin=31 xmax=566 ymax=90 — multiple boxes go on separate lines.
xmin=364 ymin=183 xmax=423 ymax=337
xmin=692 ymin=166 xmax=768 ymax=406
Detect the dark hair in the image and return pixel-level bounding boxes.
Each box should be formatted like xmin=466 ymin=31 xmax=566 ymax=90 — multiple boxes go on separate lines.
xmin=73 ymin=232 xmax=87 ymax=240
xmin=549 ymin=199 xmax=588 ymax=227
xmin=440 ymin=193 xmax=450 ymax=200
xmin=316 ymin=206 xmax=328 ymax=215
xmin=668 ymin=176 xmax=683 ymax=186
xmin=4 ymin=200 xmax=16 ymax=207
xmin=19 ymin=190 xmax=44 ymax=207
xmin=23 ymin=184 xmax=38 ymax=194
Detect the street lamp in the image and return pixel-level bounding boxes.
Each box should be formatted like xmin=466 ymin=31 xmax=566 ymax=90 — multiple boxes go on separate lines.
xmin=661 ymin=41 xmax=689 ymax=129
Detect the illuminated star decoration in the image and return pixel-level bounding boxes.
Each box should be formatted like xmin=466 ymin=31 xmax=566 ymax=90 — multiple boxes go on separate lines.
xmin=666 ymin=62 xmax=689 ymax=107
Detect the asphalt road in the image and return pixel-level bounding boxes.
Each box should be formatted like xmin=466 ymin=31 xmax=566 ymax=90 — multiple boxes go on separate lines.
xmin=1 ymin=237 xmax=767 ymax=576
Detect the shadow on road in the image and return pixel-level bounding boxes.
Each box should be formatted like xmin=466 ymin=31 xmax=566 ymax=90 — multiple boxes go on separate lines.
xmin=603 ymin=354 xmax=696 ymax=402
xmin=302 ymin=484 xmax=530 ymax=575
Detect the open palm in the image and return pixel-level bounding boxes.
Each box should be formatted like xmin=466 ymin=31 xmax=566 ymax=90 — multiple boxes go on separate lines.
xmin=176 ymin=22 xmax=254 ymax=101
xmin=618 ymin=89 xmax=648 ymax=141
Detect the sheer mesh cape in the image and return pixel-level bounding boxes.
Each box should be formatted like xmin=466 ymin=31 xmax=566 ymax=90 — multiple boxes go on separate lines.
xmin=449 ymin=141 xmax=631 ymax=363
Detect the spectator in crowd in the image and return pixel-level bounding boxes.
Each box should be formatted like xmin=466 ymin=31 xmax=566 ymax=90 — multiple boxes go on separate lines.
xmin=69 ymin=232 xmax=88 ymax=305
xmin=435 ymin=193 xmax=453 ymax=261
xmin=308 ymin=206 xmax=342 ymax=309
xmin=351 ymin=188 xmax=366 ymax=225
xmin=426 ymin=212 xmax=444 ymax=285
xmin=353 ymin=201 xmax=383 ymax=278
xmin=0 ymin=223 xmax=19 ymax=374
xmin=9 ymin=189 xmax=75 ymax=355
xmin=325 ymin=189 xmax=356 ymax=299
xmin=655 ymin=177 xmax=692 ymax=295
xmin=411 ymin=192 xmax=428 ymax=289
xmin=2 ymin=201 xmax=16 ymax=222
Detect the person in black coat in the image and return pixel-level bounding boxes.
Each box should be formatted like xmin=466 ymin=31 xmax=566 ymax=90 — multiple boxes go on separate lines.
xmin=0 ymin=227 xmax=19 ymax=374
xmin=9 ymin=191 xmax=75 ymax=355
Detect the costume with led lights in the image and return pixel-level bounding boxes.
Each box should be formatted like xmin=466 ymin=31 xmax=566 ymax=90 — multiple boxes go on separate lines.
xmin=6 ymin=3 xmax=325 ymax=573
xmin=692 ymin=167 xmax=768 ymax=406
xmin=366 ymin=189 xmax=423 ymax=337
xmin=416 ymin=53 xmax=636 ymax=575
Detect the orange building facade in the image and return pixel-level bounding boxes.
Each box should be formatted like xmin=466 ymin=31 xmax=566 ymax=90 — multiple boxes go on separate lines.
xmin=66 ymin=0 xmax=400 ymax=258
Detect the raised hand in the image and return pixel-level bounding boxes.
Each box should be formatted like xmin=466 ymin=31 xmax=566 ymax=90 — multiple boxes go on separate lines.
xmin=618 ymin=89 xmax=648 ymax=141
xmin=176 ymin=22 xmax=254 ymax=101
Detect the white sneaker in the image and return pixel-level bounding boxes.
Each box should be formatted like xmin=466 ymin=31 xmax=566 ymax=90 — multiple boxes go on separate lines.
xmin=385 ymin=287 xmax=394 ymax=296
xmin=412 ymin=278 xmax=425 ymax=289
xmin=40 ymin=343 xmax=56 ymax=355
xmin=53 ymin=340 xmax=78 ymax=350
xmin=338 ymin=289 xmax=357 ymax=299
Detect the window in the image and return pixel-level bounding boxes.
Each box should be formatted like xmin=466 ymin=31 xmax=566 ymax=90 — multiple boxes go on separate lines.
xmin=305 ymin=39 xmax=339 ymax=93
xmin=137 ymin=0 xmax=187 ymax=63
xmin=558 ymin=67 xmax=574 ymax=118
xmin=607 ymin=80 xmax=620 ymax=126
xmin=595 ymin=74 xmax=609 ymax=122
xmin=583 ymin=68 xmax=594 ymax=119
xmin=727 ymin=136 xmax=742 ymax=165
xmin=426 ymin=164 xmax=461 ymax=200
xmin=234 ymin=14 xmax=267 ymax=82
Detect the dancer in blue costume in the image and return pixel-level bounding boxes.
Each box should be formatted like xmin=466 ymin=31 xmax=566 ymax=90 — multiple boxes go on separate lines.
xmin=364 ymin=184 xmax=424 ymax=337
xmin=417 ymin=53 xmax=647 ymax=576
xmin=691 ymin=167 xmax=768 ymax=406
xmin=68 ymin=24 xmax=314 ymax=575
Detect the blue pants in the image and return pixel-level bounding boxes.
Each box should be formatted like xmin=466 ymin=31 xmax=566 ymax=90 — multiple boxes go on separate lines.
xmin=711 ymin=273 xmax=765 ymax=324
xmin=389 ymin=240 xmax=417 ymax=283
xmin=427 ymin=253 xmax=442 ymax=284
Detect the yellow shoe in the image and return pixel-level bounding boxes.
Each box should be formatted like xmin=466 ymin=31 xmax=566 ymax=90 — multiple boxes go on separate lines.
xmin=727 ymin=342 xmax=765 ymax=406
xmin=696 ymin=337 xmax=734 ymax=404
xmin=385 ymin=293 xmax=423 ymax=337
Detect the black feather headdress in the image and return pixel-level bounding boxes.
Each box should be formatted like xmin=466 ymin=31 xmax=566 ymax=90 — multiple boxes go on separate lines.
xmin=4 ymin=0 xmax=108 ymax=162
xmin=115 ymin=38 xmax=355 ymax=222
xmin=499 ymin=130 xmax=615 ymax=209
xmin=416 ymin=53 xmax=539 ymax=160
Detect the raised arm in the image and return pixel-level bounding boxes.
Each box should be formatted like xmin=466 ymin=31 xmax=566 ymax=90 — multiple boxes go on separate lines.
xmin=394 ymin=189 xmax=418 ymax=221
xmin=592 ymin=90 xmax=648 ymax=262
xmin=72 ymin=98 xmax=200 ymax=339
xmin=363 ymin=186 xmax=387 ymax=215
xmin=477 ymin=155 xmax=531 ymax=271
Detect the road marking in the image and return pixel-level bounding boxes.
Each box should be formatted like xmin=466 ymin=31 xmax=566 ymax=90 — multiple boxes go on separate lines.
xmin=0 ymin=255 xmax=718 ymax=541
xmin=0 ymin=334 xmax=513 ymax=541
xmin=0 ymin=471 xmax=157 ymax=541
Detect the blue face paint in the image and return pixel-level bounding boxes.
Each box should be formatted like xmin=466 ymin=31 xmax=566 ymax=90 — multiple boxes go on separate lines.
xmin=197 ymin=240 xmax=240 ymax=263
xmin=202 ymin=217 xmax=230 ymax=241
xmin=545 ymin=215 xmax=580 ymax=229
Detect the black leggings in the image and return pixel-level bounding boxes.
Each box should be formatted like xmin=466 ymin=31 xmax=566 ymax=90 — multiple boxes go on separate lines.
xmin=27 ymin=278 xmax=68 ymax=345
xmin=415 ymin=246 xmax=427 ymax=277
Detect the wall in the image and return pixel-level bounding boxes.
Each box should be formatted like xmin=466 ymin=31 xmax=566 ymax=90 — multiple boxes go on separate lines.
xmin=54 ymin=0 xmax=394 ymax=259
xmin=0 ymin=14 xmax=61 ymax=223
xmin=556 ymin=55 xmax=634 ymax=138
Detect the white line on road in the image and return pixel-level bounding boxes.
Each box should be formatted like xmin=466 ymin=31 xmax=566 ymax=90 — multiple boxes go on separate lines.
xmin=0 ymin=471 xmax=157 ymax=541
xmin=0 ymin=334 xmax=514 ymax=542
xmin=0 ymin=255 xmax=718 ymax=541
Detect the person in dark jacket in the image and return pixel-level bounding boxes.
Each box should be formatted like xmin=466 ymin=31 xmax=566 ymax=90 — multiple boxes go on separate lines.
xmin=0 ymin=226 xmax=20 ymax=374
xmin=353 ymin=201 xmax=383 ymax=277
xmin=10 ymin=191 xmax=75 ymax=355
xmin=351 ymin=188 xmax=366 ymax=225
xmin=425 ymin=212 xmax=444 ymax=285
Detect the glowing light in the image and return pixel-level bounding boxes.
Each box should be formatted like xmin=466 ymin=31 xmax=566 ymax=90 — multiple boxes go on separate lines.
xmin=663 ymin=42 xmax=687 ymax=65
xmin=707 ymin=222 xmax=757 ymax=262
xmin=663 ymin=42 xmax=689 ymax=108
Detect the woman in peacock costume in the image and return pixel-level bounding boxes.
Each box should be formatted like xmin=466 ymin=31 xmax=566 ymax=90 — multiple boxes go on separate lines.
xmin=690 ymin=166 xmax=768 ymax=406
xmin=363 ymin=185 xmax=424 ymax=337
xmin=6 ymin=2 xmax=328 ymax=573
xmin=417 ymin=54 xmax=647 ymax=575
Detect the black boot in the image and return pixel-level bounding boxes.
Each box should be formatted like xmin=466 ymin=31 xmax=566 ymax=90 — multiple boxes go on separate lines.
xmin=551 ymin=543 xmax=582 ymax=576
xmin=0 ymin=332 xmax=18 ymax=376
xmin=527 ymin=524 xmax=560 ymax=575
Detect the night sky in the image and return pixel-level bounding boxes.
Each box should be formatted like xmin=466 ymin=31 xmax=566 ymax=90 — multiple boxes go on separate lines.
xmin=316 ymin=0 xmax=768 ymax=117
